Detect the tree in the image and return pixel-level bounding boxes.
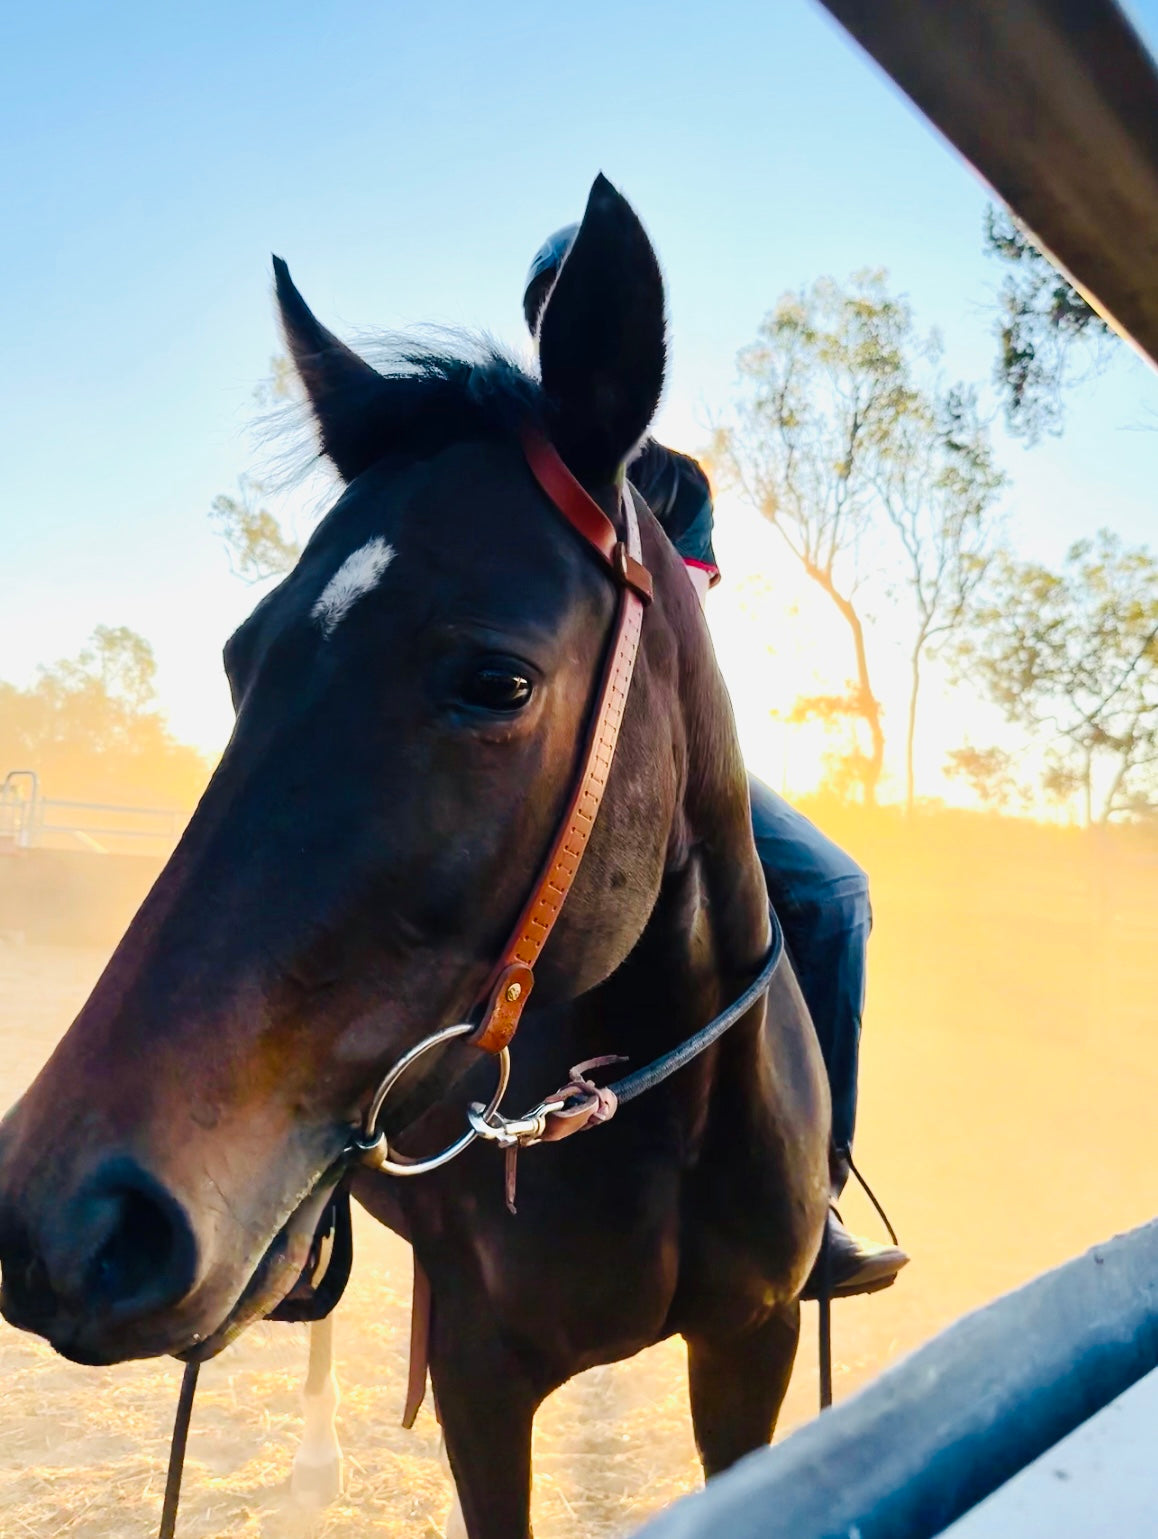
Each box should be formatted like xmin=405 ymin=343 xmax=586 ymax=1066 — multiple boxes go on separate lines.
xmin=943 ymin=745 xmax=1026 ymax=813
xmin=957 ymin=533 xmax=1158 ymax=824
xmin=713 ymin=271 xmax=1002 ymax=808
xmin=985 ymin=207 xmax=1114 ymax=443
xmin=0 ymin=627 xmax=208 ymax=806
xmin=210 ymin=355 xmax=303 ymax=583
xmin=58 ymin=625 xmax=157 ymax=713
xmin=711 ymin=272 xmax=917 ymax=803
xmin=877 ymin=386 xmax=1004 ymax=811
xmin=211 ymin=475 xmax=301 ymax=583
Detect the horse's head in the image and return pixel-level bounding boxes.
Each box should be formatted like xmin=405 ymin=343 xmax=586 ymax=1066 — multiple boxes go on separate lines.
xmin=0 ymin=176 xmax=706 ymax=1365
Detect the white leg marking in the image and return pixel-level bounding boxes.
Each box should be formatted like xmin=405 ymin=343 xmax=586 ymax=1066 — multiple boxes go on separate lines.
xmin=441 ymin=1432 xmax=469 ymax=1539
xmin=291 ymin=1315 xmax=345 ymax=1509
xmin=311 ymin=536 xmax=396 ymax=636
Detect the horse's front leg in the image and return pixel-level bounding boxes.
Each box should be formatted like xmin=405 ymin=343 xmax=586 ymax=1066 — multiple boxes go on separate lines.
xmin=685 ymin=1302 xmax=800 ymax=1478
xmin=430 ymin=1290 xmax=544 ymax=1539
xmin=290 ymin=1313 xmax=344 ymax=1507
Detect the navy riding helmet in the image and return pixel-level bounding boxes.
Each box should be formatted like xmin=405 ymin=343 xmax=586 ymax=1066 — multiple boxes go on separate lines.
xmin=522 ymin=222 xmax=579 ymax=333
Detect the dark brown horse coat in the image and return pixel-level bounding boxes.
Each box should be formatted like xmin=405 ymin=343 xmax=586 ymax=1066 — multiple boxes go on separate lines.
xmin=0 ymin=176 xmax=829 ymax=1537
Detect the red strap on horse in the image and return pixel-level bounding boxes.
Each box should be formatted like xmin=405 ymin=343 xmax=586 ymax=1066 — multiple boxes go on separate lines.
xmin=521 ymin=433 xmax=653 ymax=602
xmin=470 ymin=435 xmax=652 ymax=1055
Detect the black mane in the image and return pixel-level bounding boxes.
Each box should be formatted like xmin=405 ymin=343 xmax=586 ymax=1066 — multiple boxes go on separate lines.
xmin=356 ymin=341 xmax=549 ymax=460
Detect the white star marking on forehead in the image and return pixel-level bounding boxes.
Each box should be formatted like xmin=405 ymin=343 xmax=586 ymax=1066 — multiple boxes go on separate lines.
xmin=311 ymin=537 xmax=396 ymax=637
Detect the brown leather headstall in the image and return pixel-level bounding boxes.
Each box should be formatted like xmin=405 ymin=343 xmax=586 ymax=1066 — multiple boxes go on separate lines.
xmin=469 ymin=433 xmax=653 ymax=1055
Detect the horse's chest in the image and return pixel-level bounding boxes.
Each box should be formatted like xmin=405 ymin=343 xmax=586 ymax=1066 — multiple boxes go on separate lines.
xmin=425 ymin=1151 xmax=685 ymax=1364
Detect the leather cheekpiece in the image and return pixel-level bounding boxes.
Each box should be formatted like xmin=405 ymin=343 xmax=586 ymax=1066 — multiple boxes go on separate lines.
xmin=468 ymin=437 xmax=652 ymax=1054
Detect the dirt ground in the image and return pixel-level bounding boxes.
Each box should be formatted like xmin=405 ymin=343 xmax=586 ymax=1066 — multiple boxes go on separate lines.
xmin=0 ymin=814 xmax=1156 ymax=1537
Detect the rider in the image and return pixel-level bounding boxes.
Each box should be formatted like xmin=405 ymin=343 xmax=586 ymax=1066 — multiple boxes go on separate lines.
xmin=524 ymin=227 xmax=909 ymax=1298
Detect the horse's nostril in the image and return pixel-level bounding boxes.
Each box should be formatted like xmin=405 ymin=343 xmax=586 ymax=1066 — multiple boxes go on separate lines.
xmin=88 ymin=1189 xmax=174 ymax=1303
xmin=76 ymin=1159 xmax=198 ymax=1319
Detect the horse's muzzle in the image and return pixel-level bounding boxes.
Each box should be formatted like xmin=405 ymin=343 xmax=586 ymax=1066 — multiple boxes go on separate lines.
xmin=0 ymin=1153 xmax=199 ymax=1364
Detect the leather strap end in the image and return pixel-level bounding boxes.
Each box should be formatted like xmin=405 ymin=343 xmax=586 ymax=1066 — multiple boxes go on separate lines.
xmin=401 ymin=1256 xmax=432 ymax=1430
xmin=470 ymin=962 xmax=535 ymax=1054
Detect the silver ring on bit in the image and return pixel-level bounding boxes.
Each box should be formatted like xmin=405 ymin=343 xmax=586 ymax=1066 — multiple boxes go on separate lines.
xmin=354 ymin=1021 xmax=511 ymax=1177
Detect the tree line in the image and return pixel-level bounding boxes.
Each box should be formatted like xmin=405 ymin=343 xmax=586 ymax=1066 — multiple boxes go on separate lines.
xmin=0 ymin=626 xmax=207 ymax=807
xmin=5 ymin=212 xmax=1151 ymax=824
xmin=709 ymin=223 xmax=1153 ymax=823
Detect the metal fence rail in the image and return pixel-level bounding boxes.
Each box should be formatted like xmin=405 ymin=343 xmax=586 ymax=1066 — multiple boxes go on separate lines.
xmin=816 ymin=0 xmax=1158 ymax=369
xmin=632 ymin=1219 xmax=1158 ymax=1539
xmin=1 ymin=771 xmax=188 ymax=856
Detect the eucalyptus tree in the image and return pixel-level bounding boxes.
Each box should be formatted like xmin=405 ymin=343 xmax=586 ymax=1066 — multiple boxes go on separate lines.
xmin=211 ymin=476 xmax=301 ymax=583
xmin=210 ymin=355 xmax=303 ymax=582
xmin=877 ymin=386 xmax=1004 ymax=811
xmin=0 ymin=627 xmax=207 ymax=804
xmin=985 ymin=207 xmax=1114 ymax=443
xmin=958 ymin=532 xmax=1158 ymax=824
xmin=715 ymin=272 xmax=1002 ymax=807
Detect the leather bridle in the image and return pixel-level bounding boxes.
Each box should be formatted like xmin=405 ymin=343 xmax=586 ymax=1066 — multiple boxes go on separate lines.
xmin=351 ymin=429 xmax=657 ymax=1177
xmin=468 ymin=432 xmax=653 ymax=1055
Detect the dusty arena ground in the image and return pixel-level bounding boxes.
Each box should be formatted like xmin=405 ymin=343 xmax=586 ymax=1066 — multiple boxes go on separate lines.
xmin=0 ymin=810 xmax=1156 ymax=1537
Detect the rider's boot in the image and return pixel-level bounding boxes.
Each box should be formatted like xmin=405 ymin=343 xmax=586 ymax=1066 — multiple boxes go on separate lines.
xmin=801 ymin=1149 xmax=909 ymax=1300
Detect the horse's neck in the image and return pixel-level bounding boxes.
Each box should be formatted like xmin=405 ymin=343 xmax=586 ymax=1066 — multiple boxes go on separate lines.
xmin=580 ymin=563 xmax=768 ymax=1061
xmin=665 ymin=570 xmax=768 ymax=974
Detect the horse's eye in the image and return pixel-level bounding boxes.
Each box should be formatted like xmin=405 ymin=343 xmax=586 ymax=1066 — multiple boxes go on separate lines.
xmin=462 ymin=667 xmax=534 ymax=712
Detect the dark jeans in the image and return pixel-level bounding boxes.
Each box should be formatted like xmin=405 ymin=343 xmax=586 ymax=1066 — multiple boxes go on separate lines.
xmin=749 ymin=777 xmax=869 ymax=1158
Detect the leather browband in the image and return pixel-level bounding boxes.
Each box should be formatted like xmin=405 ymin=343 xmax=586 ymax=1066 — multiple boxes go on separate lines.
xmin=469 ymin=434 xmax=653 ymax=1054
xmin=521 ymin=432 xmax=653 ymax=604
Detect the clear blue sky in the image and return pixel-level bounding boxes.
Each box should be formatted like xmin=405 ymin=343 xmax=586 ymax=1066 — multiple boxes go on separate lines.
xmin=4 ymin=0 xmax=1158 ymax=768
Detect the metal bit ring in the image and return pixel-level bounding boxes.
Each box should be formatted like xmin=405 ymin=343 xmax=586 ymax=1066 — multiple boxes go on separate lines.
xmin=354 ymin=1022 xmax=510 ymax=1177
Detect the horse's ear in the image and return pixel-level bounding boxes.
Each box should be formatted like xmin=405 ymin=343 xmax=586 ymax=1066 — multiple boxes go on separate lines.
xmin=273 ymin=256 xmax=395 ymax=483
xmin=537 ymin=175 xmax=666 ymax=485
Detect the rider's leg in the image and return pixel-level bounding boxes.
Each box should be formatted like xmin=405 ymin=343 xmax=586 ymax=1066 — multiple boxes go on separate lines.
xmin=748 ymin=776 xmax=907 ymax=1296
xmin=749 ymin=776 xmax=867 ymax=1160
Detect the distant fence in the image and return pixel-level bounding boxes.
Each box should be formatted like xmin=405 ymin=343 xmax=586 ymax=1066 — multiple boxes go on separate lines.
xmin=632 ymin=1219 xmax=1158 ymax=1539
xmin=0 ymin=770 xmax=188 ymax=859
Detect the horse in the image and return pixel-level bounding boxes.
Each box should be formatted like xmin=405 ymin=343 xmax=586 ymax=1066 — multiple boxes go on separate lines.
xmin=0 ymin=174 xmax=829 ymax=1537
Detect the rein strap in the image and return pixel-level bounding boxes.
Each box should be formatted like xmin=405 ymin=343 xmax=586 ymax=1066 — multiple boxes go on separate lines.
xmin=470 ymin=435 xmax=652 ymax=1055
